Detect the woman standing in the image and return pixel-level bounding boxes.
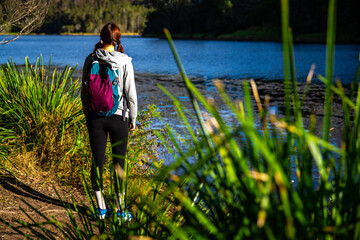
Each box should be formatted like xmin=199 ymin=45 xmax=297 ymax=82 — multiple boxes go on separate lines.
xmin=81 ymin=23 xmax=137 ymax=220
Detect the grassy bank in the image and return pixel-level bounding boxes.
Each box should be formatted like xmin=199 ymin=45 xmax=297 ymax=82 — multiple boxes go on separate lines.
xmin=0 ymin=56 xmax=164 ymax=189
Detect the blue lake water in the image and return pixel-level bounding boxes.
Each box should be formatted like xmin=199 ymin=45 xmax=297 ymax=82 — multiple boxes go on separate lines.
xmin=0 ymin=35 xmax=359 ymax=84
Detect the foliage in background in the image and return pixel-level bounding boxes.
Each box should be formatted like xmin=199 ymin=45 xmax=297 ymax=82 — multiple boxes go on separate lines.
xmin=35 ymin=0 xmax=152 ymax=34
xmin=143 ymin=0 xmax=360 ymax=42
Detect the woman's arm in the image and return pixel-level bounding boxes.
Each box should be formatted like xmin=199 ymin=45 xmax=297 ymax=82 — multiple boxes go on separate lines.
xmin=124 ymin=62 xmax=138 ymax=129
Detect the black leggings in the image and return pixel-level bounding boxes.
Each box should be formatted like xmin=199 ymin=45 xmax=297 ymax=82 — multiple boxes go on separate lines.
xmin=87 ymin=113 xmax=129 ymax=192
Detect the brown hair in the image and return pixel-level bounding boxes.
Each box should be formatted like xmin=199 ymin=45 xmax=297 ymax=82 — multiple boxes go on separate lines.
xmin=93 ymin=23 xmax=124 ymax=53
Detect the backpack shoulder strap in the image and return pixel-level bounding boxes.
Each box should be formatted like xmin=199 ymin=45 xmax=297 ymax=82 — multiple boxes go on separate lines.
xmin=83 ymin=54 xmax=94 ymax=96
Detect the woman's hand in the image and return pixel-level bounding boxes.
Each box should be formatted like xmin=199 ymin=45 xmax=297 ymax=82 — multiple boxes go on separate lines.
xmin=129 ymin=122 xmax=136 ymax=131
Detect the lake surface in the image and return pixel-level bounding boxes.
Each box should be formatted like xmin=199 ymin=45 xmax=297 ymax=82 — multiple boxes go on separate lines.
xmin=0 ymin=35 xmax=359 ymax=84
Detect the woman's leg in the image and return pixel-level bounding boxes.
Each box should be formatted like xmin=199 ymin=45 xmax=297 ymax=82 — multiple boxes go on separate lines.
xmin=88 ymin=117 xmax=108 ymax=195
xmin=106 ymin=115 xmax=129 ymax=210
xmin=88 ymin=117 xmax=108 ymax=213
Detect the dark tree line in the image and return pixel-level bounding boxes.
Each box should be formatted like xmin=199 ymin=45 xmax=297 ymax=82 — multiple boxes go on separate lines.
xmin=35 ymin=0 xmax=151 ymax=33
xmin=1 ymin=0 xmax=359 ymax=41
xmin=143 ymin=0 xmax=360 ymax=41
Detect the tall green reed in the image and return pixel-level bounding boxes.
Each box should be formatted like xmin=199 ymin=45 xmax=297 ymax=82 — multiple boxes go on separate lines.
xmin=0 ymin=127 xmax=16 ymax=175
xmin=147 ymin=0 xmax=360 ymax=239
xmin=0 ymin=56 xmax=85 ymax=163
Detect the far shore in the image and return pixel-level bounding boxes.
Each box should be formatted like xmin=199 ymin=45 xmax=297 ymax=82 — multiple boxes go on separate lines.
xmin=1 ymin=31 xmax=360 ymax=44
xmin=0 ymin=32 xmax=141 ymax=36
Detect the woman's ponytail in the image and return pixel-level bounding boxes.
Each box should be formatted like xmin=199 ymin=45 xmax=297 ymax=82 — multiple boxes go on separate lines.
xmin=117 ymin=41 xmax=124 ymax=53
xmin=93 ymin=40 xmax=104 ymax=53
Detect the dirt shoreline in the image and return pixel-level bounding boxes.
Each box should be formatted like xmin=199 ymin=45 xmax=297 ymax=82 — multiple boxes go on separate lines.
xmin=0 ymin=173 xmax=88 ymax=239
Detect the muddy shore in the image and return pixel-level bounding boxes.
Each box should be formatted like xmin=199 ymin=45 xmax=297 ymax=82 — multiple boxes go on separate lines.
xmin=133 ymin=72 xmax=346 ymax=147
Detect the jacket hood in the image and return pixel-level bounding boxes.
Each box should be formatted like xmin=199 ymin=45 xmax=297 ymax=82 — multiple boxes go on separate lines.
xmin=94 ymin=49 xmax=132 ymax=70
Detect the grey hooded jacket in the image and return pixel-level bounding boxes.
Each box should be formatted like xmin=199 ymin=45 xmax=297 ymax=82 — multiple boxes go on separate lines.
xmin=81 ymin=49 xmax=138 ymax=124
